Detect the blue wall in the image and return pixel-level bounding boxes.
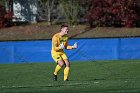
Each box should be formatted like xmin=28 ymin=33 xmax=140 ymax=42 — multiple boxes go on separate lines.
xmin=0 ymin=38 xmax=140 ymax=63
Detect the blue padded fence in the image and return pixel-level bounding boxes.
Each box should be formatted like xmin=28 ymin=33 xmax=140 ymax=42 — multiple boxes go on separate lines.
xmin=0 ymin=38 xmax=140 ymax=63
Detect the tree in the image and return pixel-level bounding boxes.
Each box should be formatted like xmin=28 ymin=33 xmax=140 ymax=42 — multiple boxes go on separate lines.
xmin=0 ymin=0 xmax=13 ymax=28
xmin=38 ymin=0 xmax=56 ymax=25
xmin=85 ymin=0 xmax=138 ymax=27
xmin=0 ymin=0 xmax=5 ymax=6
xmin=59 ymin=0 xmax=79 ymax=25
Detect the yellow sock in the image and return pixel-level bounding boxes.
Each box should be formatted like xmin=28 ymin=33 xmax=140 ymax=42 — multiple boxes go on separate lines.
xmin=54 ymin=65 xmax=62 ymax=75
xmin=64 ymin=67 xmax=70 ymax=81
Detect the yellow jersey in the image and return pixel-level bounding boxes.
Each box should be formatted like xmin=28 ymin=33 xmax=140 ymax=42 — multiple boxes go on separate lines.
xmin=51 ymin=33 xmax=72 ymax=55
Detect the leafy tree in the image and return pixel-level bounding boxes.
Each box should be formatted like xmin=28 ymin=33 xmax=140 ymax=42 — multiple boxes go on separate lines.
xmin=85 ymin=0 xmax=138 ymax=27
xmin=38 ymin=0 xmax=56 ymax=25
xmin=59 ymin=0 xmax=79 ymax=25
xmin=0 ymin=0 xmax=5 ymax=6
xmin=0 ymin=0 xmax=13 ymax=28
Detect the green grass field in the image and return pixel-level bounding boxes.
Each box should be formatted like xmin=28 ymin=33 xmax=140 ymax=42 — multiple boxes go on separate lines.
xmin=0 ymin=60 xmax=140 ymax=93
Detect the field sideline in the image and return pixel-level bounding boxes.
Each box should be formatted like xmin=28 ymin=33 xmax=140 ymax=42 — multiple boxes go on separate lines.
xmin=0 ymin=60 xmax=140 ymax=93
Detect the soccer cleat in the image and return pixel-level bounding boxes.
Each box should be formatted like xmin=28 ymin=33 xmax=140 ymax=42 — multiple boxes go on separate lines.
xmin=64 ymin=79 xmax=69 ymax=81
xmin=53 ymin=74 xmax=57 ymax=81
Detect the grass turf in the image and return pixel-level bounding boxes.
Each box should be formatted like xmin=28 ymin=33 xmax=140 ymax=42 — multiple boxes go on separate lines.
xmin=0 ymin=60 xmax=140 ymax=93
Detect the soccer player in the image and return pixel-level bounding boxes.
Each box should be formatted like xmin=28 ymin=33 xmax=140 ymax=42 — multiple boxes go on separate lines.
xmin=51 ymin=25 xmax=77 ymax=81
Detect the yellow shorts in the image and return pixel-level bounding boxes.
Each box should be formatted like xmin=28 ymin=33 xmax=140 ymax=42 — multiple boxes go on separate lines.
xmin=51 ymin=53 xmax=68 ymax=63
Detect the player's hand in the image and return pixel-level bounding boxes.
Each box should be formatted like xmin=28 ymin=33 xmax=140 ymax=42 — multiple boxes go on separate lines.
xmin=59 ymin=43 xmax=65 ymax=49
xmin=72 ymin=42 xmax=77 ymax=49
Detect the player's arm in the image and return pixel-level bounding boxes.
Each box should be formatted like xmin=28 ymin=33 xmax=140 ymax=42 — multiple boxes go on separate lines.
xmin=65 ymin=40 xmax=72 ymax=50
xmin=52 ymin=36 xmax=60 ymax=51
xmin=65 ymin=40 xmax=77 ymax=50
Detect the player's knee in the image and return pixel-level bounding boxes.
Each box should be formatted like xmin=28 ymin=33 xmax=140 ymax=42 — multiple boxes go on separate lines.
xmin=65 ymin=63 xmax=70 ymax=67
xmin=58 ymin=61 xmax=64 ymax=67
xmin=64 ymin=61 xmax=70 ymax=67
xmin=59 ymin=63 xmax=64 ymax=67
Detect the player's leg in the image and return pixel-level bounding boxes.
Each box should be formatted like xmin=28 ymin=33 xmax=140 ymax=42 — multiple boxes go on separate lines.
xmin=63 ymin=59 xmax=70 ymax=81
xmin=53 ymin=60 xmax=64 ymax=81
xmin=54 ymin=60 xmax=64 ymax=76
xmin=52 ymin=54 xmax=64 ymax=81
xmin=62 ymin=53 xmax=70 ymax=81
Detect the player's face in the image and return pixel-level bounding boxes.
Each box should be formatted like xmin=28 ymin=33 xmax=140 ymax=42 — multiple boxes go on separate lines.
xmin=62 ymin=27 xmax=69 ymax=35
